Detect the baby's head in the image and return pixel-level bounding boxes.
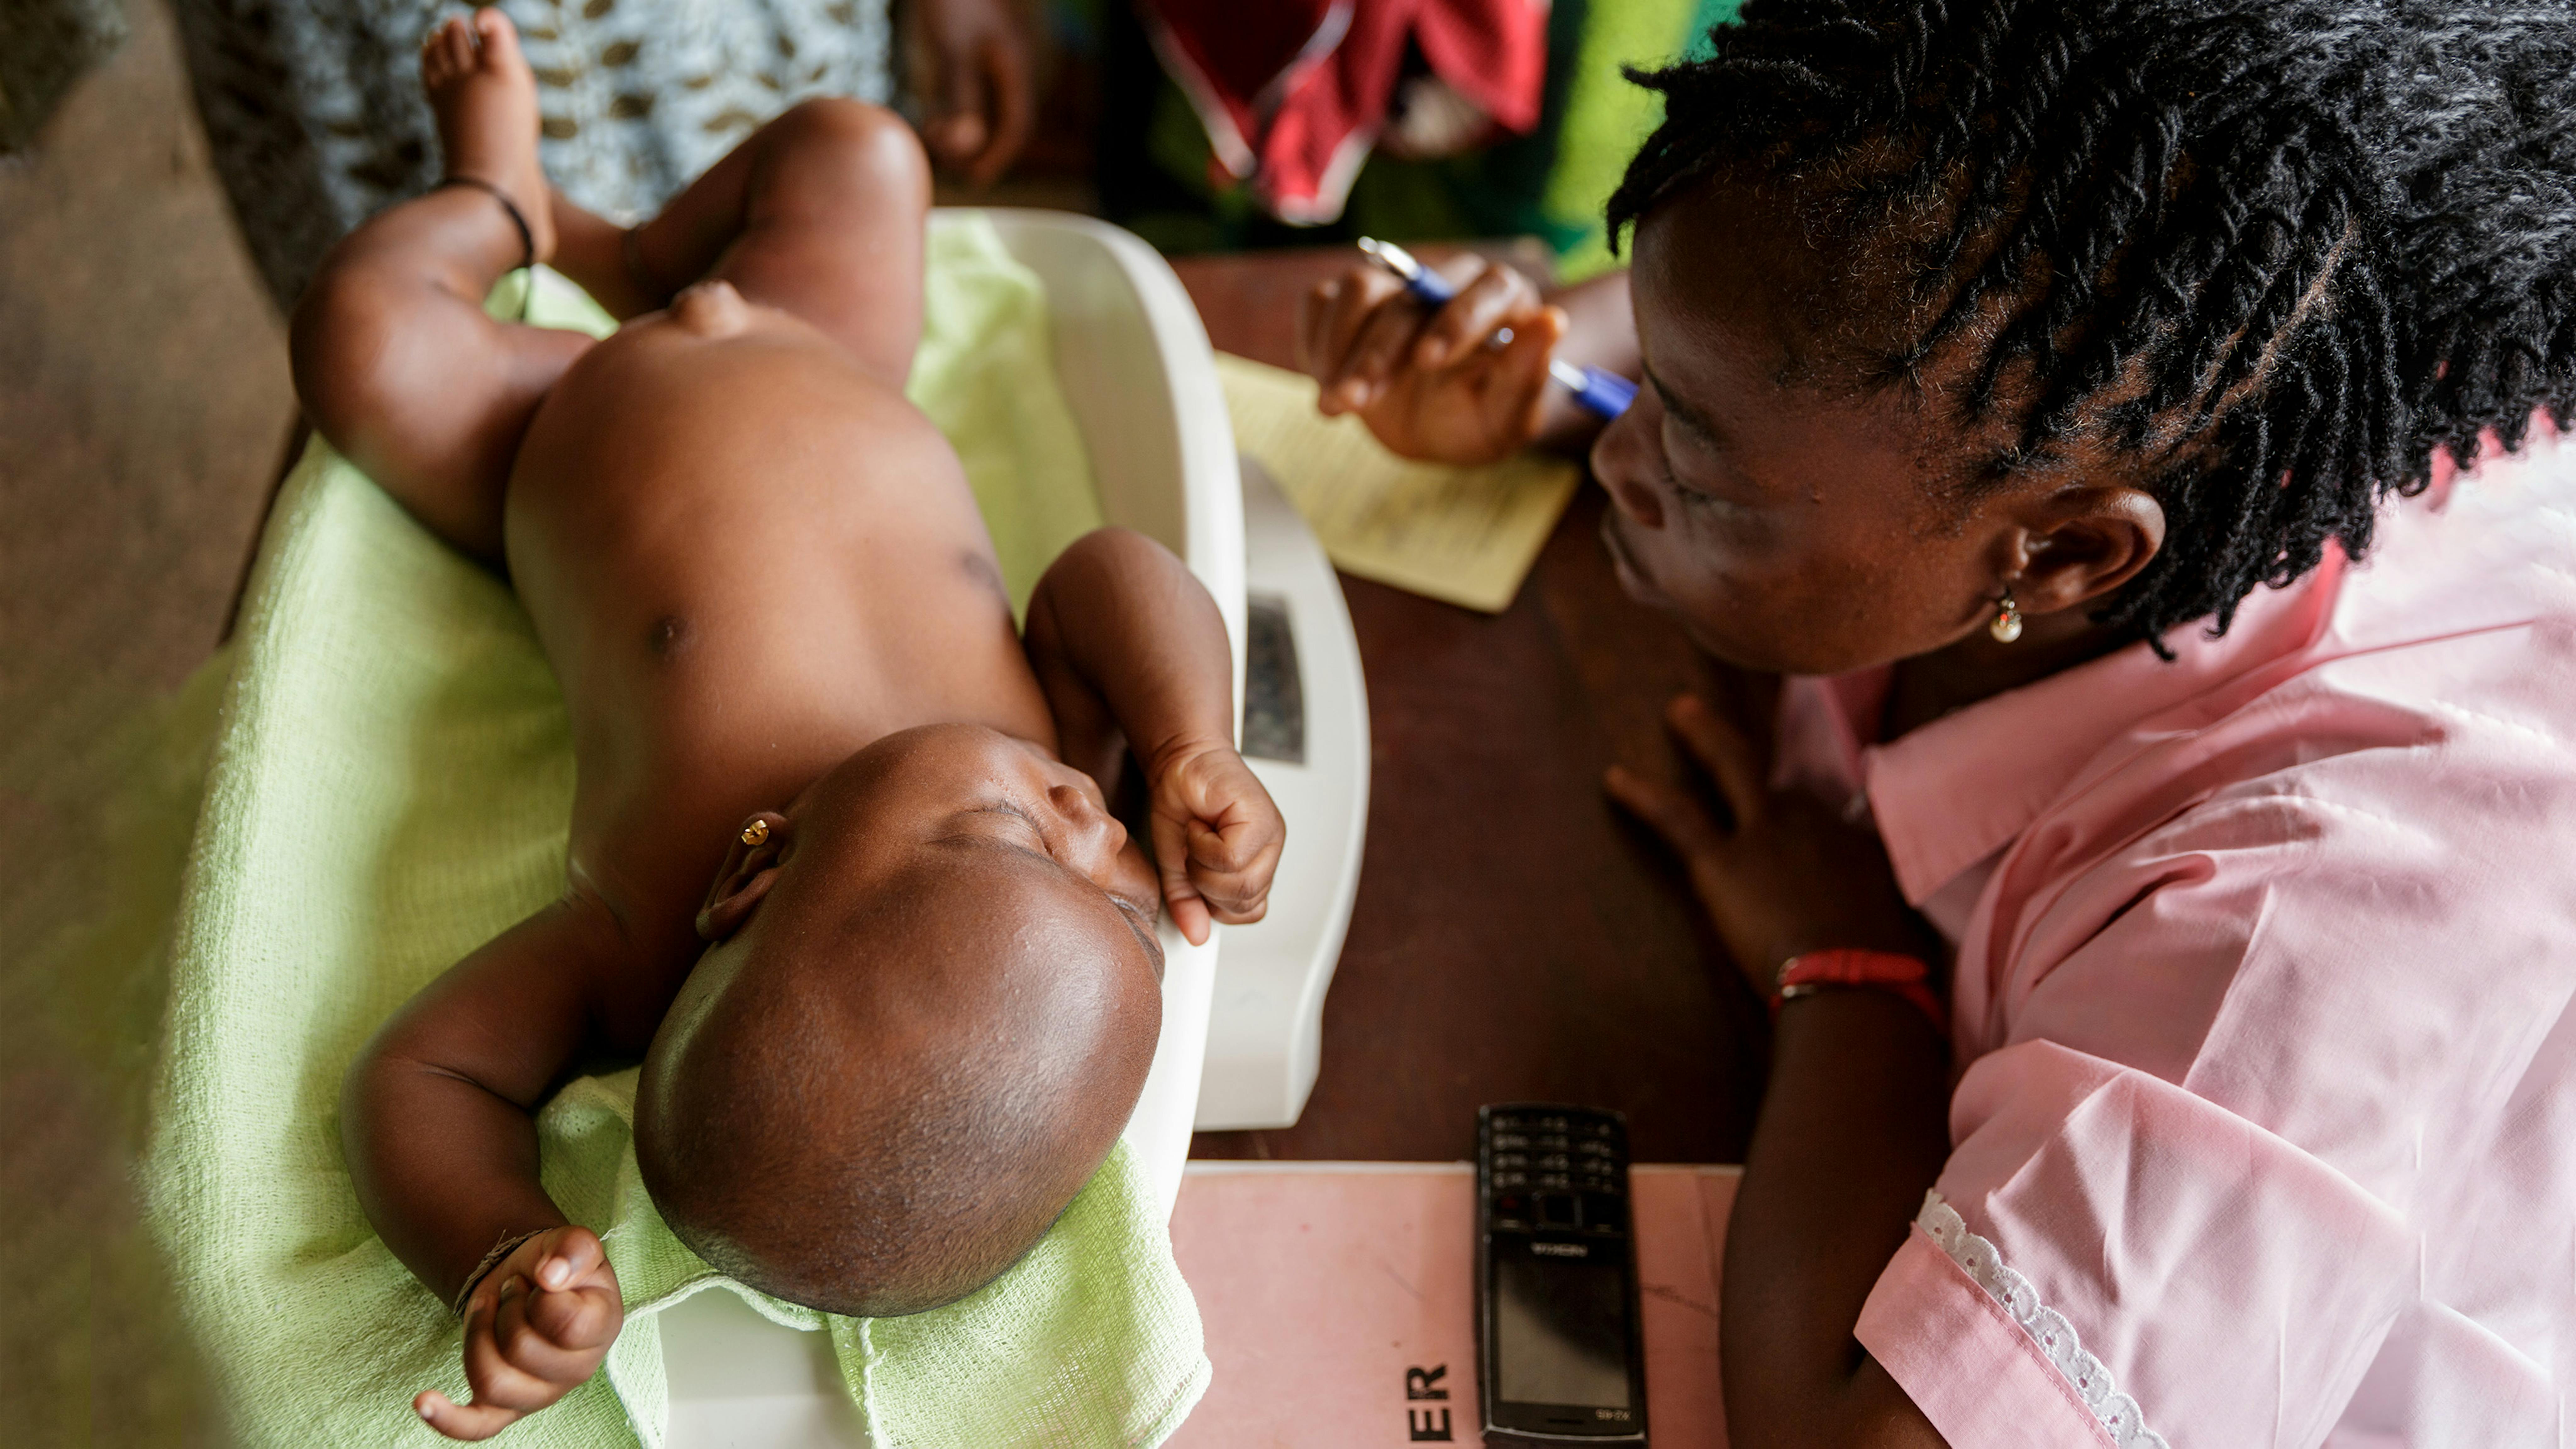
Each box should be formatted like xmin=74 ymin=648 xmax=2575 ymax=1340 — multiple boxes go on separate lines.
xmin=634 ymin=723 xmax=1165 ymax=1316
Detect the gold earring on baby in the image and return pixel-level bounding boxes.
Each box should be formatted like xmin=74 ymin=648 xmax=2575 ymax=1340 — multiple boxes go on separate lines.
xmin=1989 ymin=587 xmax=2024 ymax=643
xmin=740 ymin=819 xmax=770 ymax=847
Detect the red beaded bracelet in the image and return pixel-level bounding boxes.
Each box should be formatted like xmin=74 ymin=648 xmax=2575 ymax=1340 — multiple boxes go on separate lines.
xmin=1771 ymin=948 xmax=1946 ymax=1036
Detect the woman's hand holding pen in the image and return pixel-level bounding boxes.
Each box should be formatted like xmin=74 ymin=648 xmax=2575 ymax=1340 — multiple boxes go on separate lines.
xmin=1296 ymin=256 xmax=1569 ymax=466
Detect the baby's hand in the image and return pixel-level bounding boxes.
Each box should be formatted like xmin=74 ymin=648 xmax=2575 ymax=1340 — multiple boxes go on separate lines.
xmin=1149 ymin=740 xmax=1285 ymax=946
xmin=416 ymin=1225 xmax=623 ymax=1441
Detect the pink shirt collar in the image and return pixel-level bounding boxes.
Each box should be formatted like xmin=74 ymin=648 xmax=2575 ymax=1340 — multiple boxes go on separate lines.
xmin=1858 ymin=554 xmax=2348 ymax=905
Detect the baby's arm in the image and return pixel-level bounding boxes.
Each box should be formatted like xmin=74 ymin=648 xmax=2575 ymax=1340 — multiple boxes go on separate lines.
xmin=1023 ymin=528 xmax=1284 ymax=943
xmin=342 ymin=894 xmax=639 ymax=1440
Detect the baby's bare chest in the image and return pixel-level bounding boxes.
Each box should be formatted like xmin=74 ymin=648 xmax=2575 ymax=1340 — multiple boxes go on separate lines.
xmin=483 ymin=324 xmax=1059 ymax=924
xmin=513 ymin=460 xmax=1049 ymax=843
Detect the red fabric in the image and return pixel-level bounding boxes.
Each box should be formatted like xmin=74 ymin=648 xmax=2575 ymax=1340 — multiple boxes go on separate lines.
xmin=1141 ymin=0 xmax=1548 ymax=223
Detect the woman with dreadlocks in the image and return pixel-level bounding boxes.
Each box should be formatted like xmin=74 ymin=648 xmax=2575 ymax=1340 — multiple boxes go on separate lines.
xmin=1304 ymin=1 xmax=2576 ymax=1444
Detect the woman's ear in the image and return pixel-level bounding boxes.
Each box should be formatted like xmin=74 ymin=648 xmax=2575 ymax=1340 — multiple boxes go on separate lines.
xmin=695 ymin=811 xmax=791 ymax=942
xmin=2012 ymin=485 xmax=2168 ymax=616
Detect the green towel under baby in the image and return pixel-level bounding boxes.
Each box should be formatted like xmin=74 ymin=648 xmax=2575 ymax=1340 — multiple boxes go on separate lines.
xmin=139 ymin=215 xmax=1208 ymax=1448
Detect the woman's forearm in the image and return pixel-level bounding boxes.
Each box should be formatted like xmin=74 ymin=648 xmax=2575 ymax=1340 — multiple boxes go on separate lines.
xmin=1722 ymin=989 xmax=1953 ymax=1449
xmin=1603 ymin=691 xmax=1953 ymax=1442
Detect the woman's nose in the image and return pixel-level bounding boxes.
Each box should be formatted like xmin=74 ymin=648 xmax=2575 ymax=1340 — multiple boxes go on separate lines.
xmin=1590 ymin=411 xmax=1668 ymax=531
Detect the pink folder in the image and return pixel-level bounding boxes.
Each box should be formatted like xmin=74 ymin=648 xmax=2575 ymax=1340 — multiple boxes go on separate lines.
xmin=1169 ymin=1163 xmax=1738 ymax=1447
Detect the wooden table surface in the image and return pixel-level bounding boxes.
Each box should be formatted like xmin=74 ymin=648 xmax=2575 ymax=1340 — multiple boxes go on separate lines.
xmin=1177 ymin=247 xmax=1768 ymax=1166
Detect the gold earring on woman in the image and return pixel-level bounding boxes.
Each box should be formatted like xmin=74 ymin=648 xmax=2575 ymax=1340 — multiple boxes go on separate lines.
xmin=740 ymin=819 xmax=770 ymax=847
xmin=1990 ymin=588 xmax=2024 ymax=643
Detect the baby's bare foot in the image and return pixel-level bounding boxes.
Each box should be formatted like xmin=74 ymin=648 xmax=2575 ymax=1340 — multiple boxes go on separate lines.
xmin=420 ymin=9 xmax=556 ymax=264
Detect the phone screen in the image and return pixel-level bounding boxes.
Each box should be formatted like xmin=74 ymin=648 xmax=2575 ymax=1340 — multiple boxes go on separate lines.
xmin=1493 ymin=1252 xmax=1633 ymax=1409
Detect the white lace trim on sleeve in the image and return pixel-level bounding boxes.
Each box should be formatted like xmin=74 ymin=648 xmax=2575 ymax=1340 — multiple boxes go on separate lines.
xmin=1917 ymin=1191 xmax=2173 ymax=1449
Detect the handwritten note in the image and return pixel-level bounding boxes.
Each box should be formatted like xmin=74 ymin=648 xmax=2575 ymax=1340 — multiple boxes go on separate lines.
xmin=1216 ymin=353 xmax=1583 ymax=614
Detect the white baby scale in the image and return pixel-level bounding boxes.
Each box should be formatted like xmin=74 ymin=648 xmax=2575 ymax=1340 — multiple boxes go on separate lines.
xmin=659 ymin=210 xmax=1368 ymax=1444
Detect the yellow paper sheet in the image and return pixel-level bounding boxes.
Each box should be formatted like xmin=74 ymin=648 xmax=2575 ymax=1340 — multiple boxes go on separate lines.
xmin=1216 ymin=353 xmax=1582 ymax=613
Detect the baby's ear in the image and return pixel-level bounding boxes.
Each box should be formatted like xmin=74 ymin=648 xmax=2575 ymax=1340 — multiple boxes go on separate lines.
xmin=695 ymin=812 xmax=791 ymax=941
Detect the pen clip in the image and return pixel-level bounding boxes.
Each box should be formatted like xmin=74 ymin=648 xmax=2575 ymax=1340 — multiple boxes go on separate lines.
xmin=1355 ymin=236 xmax=1424 ymax=285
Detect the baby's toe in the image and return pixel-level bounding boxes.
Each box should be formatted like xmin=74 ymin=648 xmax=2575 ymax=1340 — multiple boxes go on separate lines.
xmin=472 ymin=8 xmax=524 ymax=70
xmin=434 ymin=19 xmax=473 ymax=80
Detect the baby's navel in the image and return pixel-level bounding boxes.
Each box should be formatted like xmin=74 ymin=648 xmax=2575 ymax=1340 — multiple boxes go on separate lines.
xmin=647 ymin=614 xmax=692 ymax=658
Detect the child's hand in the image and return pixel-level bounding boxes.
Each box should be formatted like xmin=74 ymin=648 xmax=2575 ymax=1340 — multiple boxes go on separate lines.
xmin=415 ymin=1225 xmax=623 ymax=1441
xmin=1149 ymin=740 xmax=1285 ymax=946
xmin=1297 ymin=256 xmax=1568 ymax=465
xmin=903 ymin=0 xmax=1032 ymax=184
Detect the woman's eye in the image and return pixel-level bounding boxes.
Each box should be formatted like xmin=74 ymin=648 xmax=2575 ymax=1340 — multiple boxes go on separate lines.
xmin=1654 ymin=421 xmax=1728 ymax=508
xmin=1657 ymin=442 xmax=1726 ymax=509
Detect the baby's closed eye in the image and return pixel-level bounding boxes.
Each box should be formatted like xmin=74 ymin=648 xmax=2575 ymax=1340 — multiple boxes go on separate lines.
xmin=1107 ymin=892 xmax=1166 ymax=977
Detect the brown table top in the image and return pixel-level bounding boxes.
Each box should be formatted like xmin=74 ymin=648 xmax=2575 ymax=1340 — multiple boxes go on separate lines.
xmin=1176 ymin=247 xmax=1766 ymax=1166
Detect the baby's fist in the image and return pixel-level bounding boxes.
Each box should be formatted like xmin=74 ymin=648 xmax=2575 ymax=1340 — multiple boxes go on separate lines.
xmin=417 ymin=1225 xmax=623 ymax=1441
xmin=1149 ymin=741 xmax=1284 ymax=945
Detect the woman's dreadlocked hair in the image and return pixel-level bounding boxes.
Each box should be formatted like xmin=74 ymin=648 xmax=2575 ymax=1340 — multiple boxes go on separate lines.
xmin=1607 ymin=0 xmax=2576 ymax=644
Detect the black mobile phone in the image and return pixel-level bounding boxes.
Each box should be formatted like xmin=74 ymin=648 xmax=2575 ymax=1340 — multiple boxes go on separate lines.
xmin=1476 ymin=1103 xmax=1649 ymax=1444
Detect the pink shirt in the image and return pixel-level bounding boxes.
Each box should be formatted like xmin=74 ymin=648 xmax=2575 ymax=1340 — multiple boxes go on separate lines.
xmin=1776 ymin=438 xmax=2576 ymax=1447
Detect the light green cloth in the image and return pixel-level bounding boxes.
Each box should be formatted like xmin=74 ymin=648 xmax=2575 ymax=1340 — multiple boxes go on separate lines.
xmin=904 ymin=219 xmax=1108 ymax=613
xmin=140 ymin=214 xmax=1204 ymax=1447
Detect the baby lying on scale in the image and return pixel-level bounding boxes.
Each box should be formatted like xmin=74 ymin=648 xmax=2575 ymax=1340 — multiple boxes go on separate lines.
xmin=303 ymin=12 xmax=1283 ymax=1439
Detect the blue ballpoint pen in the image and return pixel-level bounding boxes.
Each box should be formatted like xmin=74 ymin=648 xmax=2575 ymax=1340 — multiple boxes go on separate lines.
xmin=1354 ymin=236 xmax=1637 ymax=419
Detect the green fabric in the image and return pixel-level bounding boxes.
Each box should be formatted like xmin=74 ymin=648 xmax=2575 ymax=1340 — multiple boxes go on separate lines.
xmin=139 ymin=214 xmax=1203 ymax=1448
xmin=1537 ymin=0 xmax=1743 ymax=281
xmin=905 ymin=219 xmax=1108 ymax=614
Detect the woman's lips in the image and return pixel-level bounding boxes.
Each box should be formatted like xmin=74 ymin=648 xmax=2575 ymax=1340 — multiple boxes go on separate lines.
xmin=1599 ymin=511 xmax=1661 ymax=606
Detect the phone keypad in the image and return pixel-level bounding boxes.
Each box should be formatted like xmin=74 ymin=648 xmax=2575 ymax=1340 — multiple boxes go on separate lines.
xmin=1486 ymin=1107 xmax=1630 ymax=1235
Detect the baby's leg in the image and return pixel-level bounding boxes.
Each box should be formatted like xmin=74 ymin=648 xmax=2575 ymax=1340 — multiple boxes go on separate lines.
xmin=289 ymin=11 xmax=588 ymax=563
xmin=556 ymin=100 xmax=932 ymax=391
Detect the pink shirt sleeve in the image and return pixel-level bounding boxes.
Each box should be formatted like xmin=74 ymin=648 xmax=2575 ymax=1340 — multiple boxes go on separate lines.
xmin=1855 ymin=772 xmax=2498 ymax=1447
xmin=1830 ymin=446 xmax=2576 ymax=1446
xmin=1858 ymin=1041 xmax=2415 ymax=1448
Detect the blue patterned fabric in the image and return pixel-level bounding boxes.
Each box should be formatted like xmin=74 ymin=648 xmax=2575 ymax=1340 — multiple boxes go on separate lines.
xmin=171 ymin=0 xmax=889 ymax=308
